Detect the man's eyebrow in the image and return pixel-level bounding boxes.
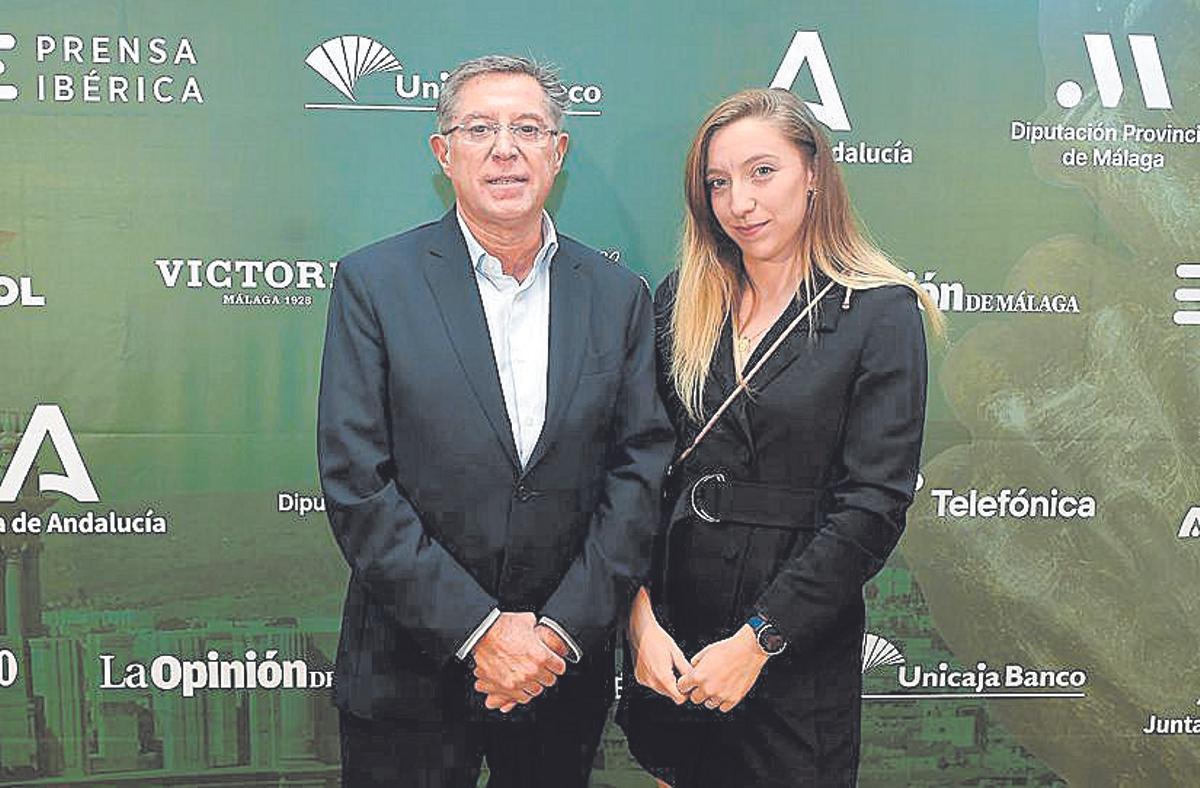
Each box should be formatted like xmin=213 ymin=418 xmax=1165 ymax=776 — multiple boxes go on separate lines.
xmin=458 ymin=111 xmax=549 ymax=124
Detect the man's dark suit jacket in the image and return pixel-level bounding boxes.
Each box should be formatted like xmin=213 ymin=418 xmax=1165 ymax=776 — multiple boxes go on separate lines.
xmin=317 ymin=209 xmax=674 ymax=722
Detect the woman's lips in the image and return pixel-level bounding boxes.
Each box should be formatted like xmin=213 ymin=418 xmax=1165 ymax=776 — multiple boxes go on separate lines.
xmin=731 ymin=220 xmax=768 ymax=238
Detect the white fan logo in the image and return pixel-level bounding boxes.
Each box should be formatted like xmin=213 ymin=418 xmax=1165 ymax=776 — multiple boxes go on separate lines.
xmin=305 ymin=35 xmax=403 ymax=102
xmin=861 ymin=633 xmax=905 ymax=674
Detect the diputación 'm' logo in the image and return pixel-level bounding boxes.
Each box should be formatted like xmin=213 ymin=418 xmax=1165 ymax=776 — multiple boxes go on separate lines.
xmin=1054 ymin=34 xmax=1171 ymax=111
xmin=1010 ymin=32 xmax=1193 ymax=173
xmin=303 ymin=34 xmax=604 ymax=117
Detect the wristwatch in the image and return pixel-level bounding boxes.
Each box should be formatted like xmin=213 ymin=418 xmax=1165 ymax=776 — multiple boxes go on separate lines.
xmin=747 ymin=614 xmax=787 ymax=656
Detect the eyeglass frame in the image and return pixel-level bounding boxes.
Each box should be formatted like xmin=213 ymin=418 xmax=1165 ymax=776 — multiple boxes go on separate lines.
xmin=438 ymin=121 xmax=562 ymax=147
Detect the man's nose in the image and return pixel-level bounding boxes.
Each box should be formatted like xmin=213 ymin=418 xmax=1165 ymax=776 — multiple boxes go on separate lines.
xmin=490 ymin=127 xmax=520 ymax=159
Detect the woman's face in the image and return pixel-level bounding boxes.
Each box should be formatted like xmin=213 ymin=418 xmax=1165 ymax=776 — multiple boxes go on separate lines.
xmin=704 ymin=117 xmax=815 ymax=267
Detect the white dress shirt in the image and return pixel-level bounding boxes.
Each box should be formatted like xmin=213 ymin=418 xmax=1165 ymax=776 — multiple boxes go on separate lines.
xmin=453 ymin=210 xmax=582 ymax=663
xmin=462 ymin=211 xmax=554 ymax=468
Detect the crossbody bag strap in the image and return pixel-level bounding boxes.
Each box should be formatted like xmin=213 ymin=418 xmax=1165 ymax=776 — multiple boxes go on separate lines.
xmin=672 ymin=280 xmax=837 ymax=471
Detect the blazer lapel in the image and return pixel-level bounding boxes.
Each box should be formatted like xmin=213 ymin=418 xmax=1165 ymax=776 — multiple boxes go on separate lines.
xmin=522 ymin=246 xmax=587 ymax=476
xmin=747 ymin=275 xmax=845 ymax=393
xmin=706 ymin=317 xmax=753 ymax=446
xmin=422 ymin=211 xmax=520 ymax=472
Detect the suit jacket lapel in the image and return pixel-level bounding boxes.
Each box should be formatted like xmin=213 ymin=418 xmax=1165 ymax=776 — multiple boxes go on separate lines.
xmin=522 ymin=246 xmax=587 ymax=475
xmin=422 ymin=211 xmax=520 ymax=472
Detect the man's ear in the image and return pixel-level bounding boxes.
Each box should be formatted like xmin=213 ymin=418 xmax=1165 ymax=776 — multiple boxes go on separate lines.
xmin=430 ymin=134 xmax=452 ymax=172
xmin=552 ymin=131 xmax=569 ymax=171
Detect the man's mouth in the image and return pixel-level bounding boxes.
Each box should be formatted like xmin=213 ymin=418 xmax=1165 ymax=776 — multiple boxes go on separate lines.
xmin=486 ymin=176 xmax=528 ymax=185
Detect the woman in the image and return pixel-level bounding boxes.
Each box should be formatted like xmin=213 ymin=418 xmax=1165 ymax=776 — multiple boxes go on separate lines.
xmin=617 ymin=88 xmax=943 ymax=787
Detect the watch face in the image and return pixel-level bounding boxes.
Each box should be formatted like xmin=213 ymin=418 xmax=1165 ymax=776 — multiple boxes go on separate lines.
xmin=758 ymin=626 xmax=787 ymax=655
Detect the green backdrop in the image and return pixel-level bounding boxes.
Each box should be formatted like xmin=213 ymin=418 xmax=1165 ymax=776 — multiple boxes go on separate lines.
xmin=0 ymin=0 xmax=1197 ymax=784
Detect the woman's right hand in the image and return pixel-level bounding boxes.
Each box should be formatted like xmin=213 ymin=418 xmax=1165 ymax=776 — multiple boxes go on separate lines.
xmin=628 ymin=586 xmax=690 ymax=705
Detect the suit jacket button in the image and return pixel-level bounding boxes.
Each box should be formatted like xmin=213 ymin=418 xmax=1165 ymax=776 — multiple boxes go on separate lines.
xmin=515 ymin=485 xmax=534 ymax=502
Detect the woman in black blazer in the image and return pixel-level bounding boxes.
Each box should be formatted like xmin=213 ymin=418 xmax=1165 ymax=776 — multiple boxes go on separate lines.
xmin=617 ymin=88 xmax=943 ymax=787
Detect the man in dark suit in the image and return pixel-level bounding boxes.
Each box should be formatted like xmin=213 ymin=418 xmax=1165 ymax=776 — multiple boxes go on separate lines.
xmin=317 ymin=55 xmax=673 ymax=787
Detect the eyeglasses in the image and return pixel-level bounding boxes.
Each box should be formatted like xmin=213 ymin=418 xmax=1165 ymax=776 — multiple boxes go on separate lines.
xmin=440 ymin=122 xmax=560 ymax=147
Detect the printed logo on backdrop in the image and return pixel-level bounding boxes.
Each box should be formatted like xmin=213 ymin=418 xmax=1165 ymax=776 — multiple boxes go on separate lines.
xmin=1173 ymin=263 xmax=1200 ymax=327
xmin=770 ymin=30 xmax=913 ymax=166
xmin=0 ymin=231 xmax=45 ymax=307
xmin=928 ymin=486 xmax=1095 ymax=520
xmin=906 ymin=270 xmax=1081 ymax=315
xmin=1143 ymin=710 xmax=1200 ymax=736
xmin=0 ymin=406 xmax=169 ymax=535
xmin=860 ymin=633 xmax=1088 ymax=700
xmin=100 ymin=649 xmax=333 ymax=697
xmin=0 ymin=275 xmax=45 ymax=307
xmin=596 ymin=247 xmax=650 ymax=290
xmin=303 ymin=35 xmax=604 ymax=117
xmin=154 ymin=257 xmax=337 ymax=308
xmin=277 ymin=490 xmax=325 ymax=519
xmin=4 ymin=613 xmax=339 ymax=777
xmin=0 ymin=33 xmax=203 ymax=106
xmin=0 ymin=34 xmax=16 ymax=101
xmin=1011 ymin=33 xmax=1196 ymax=173
xmin=1142 ymin=688 xmax=1200 ymax=734
xmin=1178 ymin=506 xmax=1200 ymax=539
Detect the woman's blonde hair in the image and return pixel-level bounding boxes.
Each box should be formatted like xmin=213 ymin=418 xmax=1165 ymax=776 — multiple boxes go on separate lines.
xmin=671 ymin=87 xmax=944 ymax=420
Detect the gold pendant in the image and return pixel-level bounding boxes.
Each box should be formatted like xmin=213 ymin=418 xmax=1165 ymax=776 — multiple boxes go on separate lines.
xmin=737 ymin=336 xmax=750 ymax=355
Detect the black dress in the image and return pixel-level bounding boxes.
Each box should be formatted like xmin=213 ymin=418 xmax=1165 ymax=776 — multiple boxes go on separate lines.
xmin=618 ymin=271 xmax=928 ymax=787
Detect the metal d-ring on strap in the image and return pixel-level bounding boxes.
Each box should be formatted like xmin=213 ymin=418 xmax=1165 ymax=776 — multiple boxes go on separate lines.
xmin=689 ymin=472 xmax=726 ymax=523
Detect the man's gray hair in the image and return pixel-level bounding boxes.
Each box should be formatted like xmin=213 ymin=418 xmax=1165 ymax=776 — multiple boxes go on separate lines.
xmin=436 ymin=55 xmax=569 ymax=132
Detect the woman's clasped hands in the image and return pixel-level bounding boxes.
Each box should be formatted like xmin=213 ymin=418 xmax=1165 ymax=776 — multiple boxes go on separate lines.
xmin=628 ymin=587 xmax=769 ymax=714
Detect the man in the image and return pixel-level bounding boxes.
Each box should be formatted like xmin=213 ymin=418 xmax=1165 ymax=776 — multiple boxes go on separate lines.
xmin=317 ymin=55 xmax=673 ymax=787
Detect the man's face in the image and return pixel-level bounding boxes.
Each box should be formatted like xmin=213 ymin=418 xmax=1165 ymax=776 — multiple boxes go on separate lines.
xmin=430 ymin=73 xmax=569 ymax=232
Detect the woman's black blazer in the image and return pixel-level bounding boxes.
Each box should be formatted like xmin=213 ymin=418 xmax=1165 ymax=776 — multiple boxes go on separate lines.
xmin=650 ymin=268 xmax=928 ymax=695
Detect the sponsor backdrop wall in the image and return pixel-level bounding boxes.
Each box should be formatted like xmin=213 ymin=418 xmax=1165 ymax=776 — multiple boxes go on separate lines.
xmin=0 ymin=0 xmax=1196 ymax=785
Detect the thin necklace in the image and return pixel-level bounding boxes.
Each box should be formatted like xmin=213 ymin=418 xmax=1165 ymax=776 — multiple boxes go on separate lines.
xmin=735 ymin=293 xmax=793 ymax=357
xmin=735 ymin=321 xmax=772 ymax=357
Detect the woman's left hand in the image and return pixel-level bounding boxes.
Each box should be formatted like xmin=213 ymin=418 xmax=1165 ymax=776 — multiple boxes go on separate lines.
xmin=677 ymin=625 xmax=769 ymax=713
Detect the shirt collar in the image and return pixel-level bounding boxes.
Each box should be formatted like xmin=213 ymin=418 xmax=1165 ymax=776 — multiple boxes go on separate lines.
xmin=455 ymin=208 xmax=559 ymax=280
